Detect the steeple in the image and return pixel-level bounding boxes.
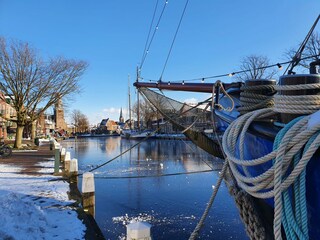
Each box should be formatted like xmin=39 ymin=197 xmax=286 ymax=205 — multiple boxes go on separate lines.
xmin=119 ymin=107 xmax=124 ymax=123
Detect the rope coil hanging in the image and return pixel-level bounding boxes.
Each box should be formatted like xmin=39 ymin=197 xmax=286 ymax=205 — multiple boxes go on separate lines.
xmin=274 ymin=83 xmax=320 ymax=115
xmin=238 ymin=83 xmax=276 ymax=115
xmin=222 ymin=79 xmax=320 ymax=239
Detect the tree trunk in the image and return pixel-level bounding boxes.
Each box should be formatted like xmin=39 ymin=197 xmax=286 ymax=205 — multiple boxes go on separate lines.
xmin=14 ymin=125 xmax=24 ymax=148
xmin=30 ymin=121 xmax=36 ymax=140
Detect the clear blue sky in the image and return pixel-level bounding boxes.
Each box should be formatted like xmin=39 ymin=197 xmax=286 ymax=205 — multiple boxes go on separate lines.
xmin=0 ymin=0 xmax=319 ymax=125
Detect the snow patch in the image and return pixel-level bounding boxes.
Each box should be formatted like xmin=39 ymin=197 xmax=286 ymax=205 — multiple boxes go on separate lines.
xmin=0 ymin=162 xmax=86 ymax=239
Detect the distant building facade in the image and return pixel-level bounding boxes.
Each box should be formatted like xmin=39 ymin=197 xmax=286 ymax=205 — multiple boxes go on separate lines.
xmin=0 ymin=94 xmax=16 ymax=139
xmin=37 ymin=98 xmax=68 ymax=137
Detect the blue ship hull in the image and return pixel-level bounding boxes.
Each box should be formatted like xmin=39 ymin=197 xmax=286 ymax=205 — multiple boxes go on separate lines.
xmin=217 ymin=109 xmax=320 ymax=239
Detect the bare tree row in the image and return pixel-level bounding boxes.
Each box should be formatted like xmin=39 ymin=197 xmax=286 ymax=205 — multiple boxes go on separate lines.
xmin=70 ymin=109 xmax=90 ymax=133
xmin=0 ymin=37 xmax=88 ymax=148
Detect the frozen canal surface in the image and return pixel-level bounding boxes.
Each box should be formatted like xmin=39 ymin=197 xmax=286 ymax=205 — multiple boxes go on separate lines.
xmin=62 ymin=136 xmax=248 ymax=240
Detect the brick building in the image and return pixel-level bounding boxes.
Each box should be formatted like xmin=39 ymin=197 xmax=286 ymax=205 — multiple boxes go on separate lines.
xmin=0 ymin=94 xmax=16 ymax=140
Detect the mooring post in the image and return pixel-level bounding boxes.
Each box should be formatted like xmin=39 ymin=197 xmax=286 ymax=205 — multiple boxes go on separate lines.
xmin=64 ymin=151 xmax=71 ymax=174
xmin=54 ymin=143 xmax=60 ymax=174
xmin=70 ymin=158 xmax=78 ymax=184
xmin=60 ymin=147 xmax=66 ymax=162
xmin=126 ymin=222 xmax=152 ymax=240
xmin=82 ymin=172 xmax=95 ymax=217
xmin=50 ymin=138 xmax=55 ymax=150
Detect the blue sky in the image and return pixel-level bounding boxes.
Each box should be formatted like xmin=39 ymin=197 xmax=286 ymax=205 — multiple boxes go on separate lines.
xmin=0 ymin=0 xmax=319 ymax=125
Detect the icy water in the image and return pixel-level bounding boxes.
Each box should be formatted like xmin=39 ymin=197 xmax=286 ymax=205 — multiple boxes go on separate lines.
xmin=62 ymin=136 xmax=248 ymax=240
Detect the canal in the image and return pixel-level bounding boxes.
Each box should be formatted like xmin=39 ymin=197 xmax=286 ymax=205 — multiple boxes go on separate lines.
xmin=62 ymin=136 xmax=248 ymax=240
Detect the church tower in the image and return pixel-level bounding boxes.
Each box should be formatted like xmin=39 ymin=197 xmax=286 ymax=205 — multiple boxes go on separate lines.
xmin=119 ymin=107 xmax=124 ymax=123
xmin=54 ymin=98 xmax=67 ymax=130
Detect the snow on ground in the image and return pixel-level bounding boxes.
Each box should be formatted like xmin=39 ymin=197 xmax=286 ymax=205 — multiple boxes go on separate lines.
xmin=0 ymin=162 xmax=86 ymax=240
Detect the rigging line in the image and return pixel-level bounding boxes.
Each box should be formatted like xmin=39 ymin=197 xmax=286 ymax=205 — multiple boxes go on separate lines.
xmin=141 ymin=54 xmax=320 ymax=83
xmin=146 ymin=88 xmax=212 ymax=127
xmin=180 ymin=138 xmax=216 ymax=171
xmin=87 ymin=126 xmax=162 ymax=174
xmin=81 ymin=169 xmax=215 ymax=179
xmin=139 ymin=0 xmax=160 ymax=67
xmin=189 ymin=83 xmax=232 ymax=240
xmin=284 ymin=14 xmax=320 ymax=75
xmin=159 ymin=0 xmax=190 ymax=80
xmin=155 ymin=87 xmax=212 ymax=116
xmin=181 ymin=102 xmax=211 ymax=133
xmin=140 ymin=0 xmax=169 ymax=70
xmin=77 ymin=89 xmax=211 ymax=176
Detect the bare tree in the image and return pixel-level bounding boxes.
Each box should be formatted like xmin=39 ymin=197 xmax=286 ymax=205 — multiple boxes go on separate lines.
xmin=132 ymin=100 xmax=157 ymax=128
xmin=0 ymin=37 xmax=88 ymax=148
xmin=286 ymin=32 xmax=320 ymax=71
xmin=236 ymin=55 xmax=278 ymax=81
xmin=71 ymin=109 xmax=89 ymax=133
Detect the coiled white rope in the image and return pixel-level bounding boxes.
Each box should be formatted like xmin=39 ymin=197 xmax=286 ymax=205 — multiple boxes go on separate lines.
xmin=274 ymin=83 xmax=320 ymax=114
xmin=238 ymin=84 xmax=276 ymax=115
xmin=222 ymin=81 xmax=320 ymax=240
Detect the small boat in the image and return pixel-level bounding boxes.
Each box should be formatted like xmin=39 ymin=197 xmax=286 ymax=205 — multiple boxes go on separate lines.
xmin=121 ymin=129 xmax=155 ymax=139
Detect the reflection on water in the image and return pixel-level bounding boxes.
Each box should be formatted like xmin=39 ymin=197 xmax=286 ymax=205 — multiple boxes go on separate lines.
xmin=62 ymin=137 xmax=248 ymax=240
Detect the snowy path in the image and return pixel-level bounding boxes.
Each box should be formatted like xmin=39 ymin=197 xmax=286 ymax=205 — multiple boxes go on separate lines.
xmin=0 ymin=156 xmax=86 ymax=239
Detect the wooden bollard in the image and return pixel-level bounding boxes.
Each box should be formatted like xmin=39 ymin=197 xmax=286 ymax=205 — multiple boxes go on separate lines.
xmin=64 ymin=151 xmax=71 ymax=174
xmin=127 ymin=222 xmax=152 ymax=240
xmin=69 ymin=158 xmax=78 ymax=184
xmin=50 ymin=139 xmax=55 ymax=150
xmin=82 ymin=172 xmax=95 ymax=217
xmin=60 ymin=148 xmax=66 ymax=162
xmin=54 ymin=143 xmax=60 ymax=174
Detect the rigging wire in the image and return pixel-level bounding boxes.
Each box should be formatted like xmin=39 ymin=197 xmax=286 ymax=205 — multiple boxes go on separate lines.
xmin=159 ymin=0 xmax=190 ymax=80
xmin=87 ymin=127 xmax=161 ymax=173
xmin=180 ymin=138 xmax=217 ymax=171
xmin=284 ymin=14 xmax=320 ymax=75
xmin=140 ymin=0 xmax=169 ymax=70
xmin=64 ymin=91 xmax=211 ymax=178
xmin=139 ymin=0 xmax=160 ymax=67
xmin=141 ymin=54 xmax=320 ymax=83
xmin=80 ymin=169 xmax=216 ymax=180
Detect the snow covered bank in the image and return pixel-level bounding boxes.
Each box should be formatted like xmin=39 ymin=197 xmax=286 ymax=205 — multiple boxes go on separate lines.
xmin=0 ymin=162 xmax=86 ymax=240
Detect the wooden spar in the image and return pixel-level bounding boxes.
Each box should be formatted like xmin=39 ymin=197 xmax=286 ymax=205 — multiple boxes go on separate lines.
xmin=133 ymin=81 xmax=242 ymax=93
xmin=134 ymin=81 xmax=214 ymax=93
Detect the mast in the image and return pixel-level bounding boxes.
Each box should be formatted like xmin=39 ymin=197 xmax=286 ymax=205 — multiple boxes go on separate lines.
xmin=136 ymin=67 xmax=140 ymax=130
xmin=128 ymin=74 xmax=132 ymax=130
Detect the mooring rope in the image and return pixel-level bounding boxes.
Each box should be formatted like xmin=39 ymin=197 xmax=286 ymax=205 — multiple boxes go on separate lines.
xmin=238 ymin=84 xmax=276 ymax=115
xmin=215 ymin=78 xmax=320 ymax=240
xmin=215 ymin=81 xmax=235 ymax=112
xmin=274 ymin=83 xmax=320 ymax=114
xmin=190 ymin=82 xmax=268 ymax=240
xmin=84 ymin=169 xmax=215 ymax=180
xmin=188 ymin=161 xmax=228 ymax=240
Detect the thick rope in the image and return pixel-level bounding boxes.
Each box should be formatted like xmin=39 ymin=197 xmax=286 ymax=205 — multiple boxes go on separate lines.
xmin=222 ymin=107 xmax=320 ymax=239
xmin=215 ymin=81 xmax=235 ymax=112
xmin=238 ymin=84 xmax=276 ymax=115
xmin=188 ymin=161 xmax=229 ymax=240
xmin=273 ymin=118 xmax=309 ymax=240
xmin=189 ymin=83 xmax=268 ymax=240
xmin=229 ymin=187 xmax=267 ymax=240
xmin=274 ymin=83 xmax=320 ymax=114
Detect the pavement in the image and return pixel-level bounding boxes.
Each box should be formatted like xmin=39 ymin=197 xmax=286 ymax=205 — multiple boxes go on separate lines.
xmin=0 ymin=144 xmax=53 ymax=175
